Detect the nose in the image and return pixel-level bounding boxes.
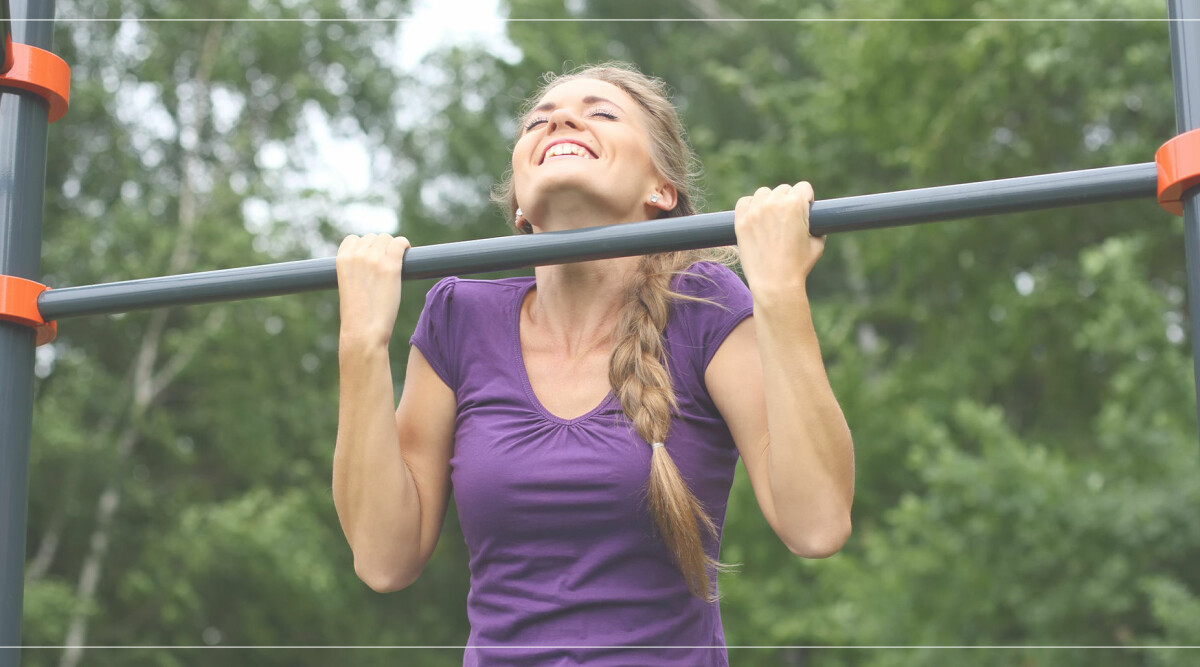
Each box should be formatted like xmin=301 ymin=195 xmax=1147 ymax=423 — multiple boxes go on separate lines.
xmin=546 ymin=106 xmax=582 ymax=132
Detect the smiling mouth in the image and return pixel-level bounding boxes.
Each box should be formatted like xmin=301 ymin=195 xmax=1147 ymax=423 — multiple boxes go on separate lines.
xmin=540 ymin=142 xmax=598 ymax=164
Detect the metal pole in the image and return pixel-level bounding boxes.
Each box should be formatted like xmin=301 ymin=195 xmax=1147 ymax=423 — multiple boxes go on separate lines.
xmin=1167 ymin=1 xmax=1200 ymax=448
xmin=37 ymin=161 xmax=1159 ymax=321
xmin=0 ymin=0 xmax=54 ymax=663
xmin=1 ymin=0 xmax=13 ymax=75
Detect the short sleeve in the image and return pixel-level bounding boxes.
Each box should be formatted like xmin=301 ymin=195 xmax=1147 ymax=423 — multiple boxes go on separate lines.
xmin=408 ymin=277 xmax=459 ymax=390
xmin=674 ymin=262 xmax=755 ymax=371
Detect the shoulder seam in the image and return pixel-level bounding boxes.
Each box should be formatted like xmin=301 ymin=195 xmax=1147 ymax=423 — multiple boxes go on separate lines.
xmin=444 ymin=276 xmax=534 ymax=289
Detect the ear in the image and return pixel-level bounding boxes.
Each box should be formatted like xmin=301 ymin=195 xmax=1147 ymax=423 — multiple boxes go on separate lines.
xmin=650 ymin=182 xmax=679 ymax=213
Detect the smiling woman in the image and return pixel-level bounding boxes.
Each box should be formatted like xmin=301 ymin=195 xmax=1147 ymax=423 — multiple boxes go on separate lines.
xmin=331 ymin=62 xmax=855 ymax=667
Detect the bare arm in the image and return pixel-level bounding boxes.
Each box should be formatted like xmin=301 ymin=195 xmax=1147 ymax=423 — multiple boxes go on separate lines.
xmin=331 ymin=234 xmax=456 ymax=592
xmin=707 ymin=182 xmax=854 ymax=558
xmin=707 ymin=310 xmax=854 ymax=558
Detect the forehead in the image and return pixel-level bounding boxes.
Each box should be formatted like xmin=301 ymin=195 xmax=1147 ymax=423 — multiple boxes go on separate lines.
xmin=532 ymin=78 xmax=640 ymax=114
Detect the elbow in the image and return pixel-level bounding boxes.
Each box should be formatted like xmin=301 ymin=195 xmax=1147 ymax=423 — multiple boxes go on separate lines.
xmin=784 ymin=517 xmax=852 ymax=559
xmin=354 ymin=559 xmax=420 ymax=594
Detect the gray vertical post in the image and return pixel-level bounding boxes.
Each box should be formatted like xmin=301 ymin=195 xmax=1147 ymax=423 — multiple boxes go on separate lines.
xmin=0 ymin=0 xmax=54 ymax=663
xmin=1 ymin=0 xmax=14 ymax=75
xmin=1167 ymin=0 xmax=1200 ymax=447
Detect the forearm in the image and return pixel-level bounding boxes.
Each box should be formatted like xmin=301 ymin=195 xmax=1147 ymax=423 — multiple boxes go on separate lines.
xmin=332 ymin=337 xmax=422 ymax=581
xmin=753 ymin=285 xmax=855 ymax=554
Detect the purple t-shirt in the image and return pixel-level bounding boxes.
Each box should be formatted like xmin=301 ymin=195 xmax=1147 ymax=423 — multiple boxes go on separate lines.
xmin=409 ymin=261 xmax=755 ymax=667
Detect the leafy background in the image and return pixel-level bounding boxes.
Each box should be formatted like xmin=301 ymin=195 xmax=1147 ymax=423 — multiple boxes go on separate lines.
xmin=17 ymin=0 xmax=1200 ymax=665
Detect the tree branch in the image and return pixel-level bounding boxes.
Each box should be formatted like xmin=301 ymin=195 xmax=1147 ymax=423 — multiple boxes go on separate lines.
xmin=25 ymin=511 xmax=64 ymax=582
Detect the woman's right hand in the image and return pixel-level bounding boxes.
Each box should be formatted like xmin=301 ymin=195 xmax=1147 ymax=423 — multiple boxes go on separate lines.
xmin=335 ymin=233 xmax=412 ymax=347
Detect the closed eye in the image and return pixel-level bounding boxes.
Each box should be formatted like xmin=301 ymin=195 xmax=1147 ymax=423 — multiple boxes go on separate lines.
xmin=523 ymin=108 xmax=618 ymax=133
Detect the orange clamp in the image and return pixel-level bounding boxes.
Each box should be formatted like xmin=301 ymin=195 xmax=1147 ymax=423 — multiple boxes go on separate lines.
xmin=1156 ymin=128 xmax=1200 ymax=216
xmin=0 ymin=41 xmax=70 ymax=123
xmin=0 ymin=276 xmax=57 ymax=345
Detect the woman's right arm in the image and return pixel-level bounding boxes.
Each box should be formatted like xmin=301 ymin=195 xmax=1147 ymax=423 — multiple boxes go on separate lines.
xmin=331 ymin=233 xmax=457 ymax=593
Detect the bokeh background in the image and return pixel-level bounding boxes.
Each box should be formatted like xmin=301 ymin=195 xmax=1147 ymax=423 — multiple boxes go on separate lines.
xmin=18 ymin=0 xmax=1200 ymax=665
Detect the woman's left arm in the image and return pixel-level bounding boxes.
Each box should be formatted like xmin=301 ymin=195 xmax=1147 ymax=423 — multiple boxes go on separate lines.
xmin=706 ymin=182 xmax=855 ymax=558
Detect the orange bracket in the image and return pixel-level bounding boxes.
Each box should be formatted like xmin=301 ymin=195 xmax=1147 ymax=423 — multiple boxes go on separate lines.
xmin=0 ymin=41 xmax=70 ymax=122
xmin=1156 ymin=128 xmax=1200 ymax=216
xmin=0 ymin=276 xmax=56 ymax=346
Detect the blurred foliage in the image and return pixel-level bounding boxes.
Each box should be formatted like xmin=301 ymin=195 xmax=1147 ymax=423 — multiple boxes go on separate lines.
xmin=18 ymin=0 xmax=1200 ymax=665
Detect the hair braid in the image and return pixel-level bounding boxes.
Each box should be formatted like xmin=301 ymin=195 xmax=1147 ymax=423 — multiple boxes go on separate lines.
xmin=610 ymin=251 xmax=739 ymax=603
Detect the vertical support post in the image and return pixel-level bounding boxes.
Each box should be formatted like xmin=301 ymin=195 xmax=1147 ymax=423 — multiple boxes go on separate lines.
xmin=1 ymin=0 xmax=14 ymax=75
xmin=0 ymin=0 xmax=54 ymax=663
xmin=1167 ymin=0 xmax=1200 ymax=449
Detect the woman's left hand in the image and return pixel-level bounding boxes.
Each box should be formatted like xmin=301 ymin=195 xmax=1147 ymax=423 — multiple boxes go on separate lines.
xmin=734 ymin=182 xmax=825 ymax=295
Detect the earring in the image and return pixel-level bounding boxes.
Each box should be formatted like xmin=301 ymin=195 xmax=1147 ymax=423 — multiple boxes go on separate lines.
xmin=515 ymin=208 xmax=532 ymax=233
xmin=649 ymin=194 xmax=659 ymax=204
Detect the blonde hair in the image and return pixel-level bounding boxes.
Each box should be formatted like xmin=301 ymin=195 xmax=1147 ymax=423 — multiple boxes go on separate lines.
xmin=493 ymin=63 xmax=740 ymax=602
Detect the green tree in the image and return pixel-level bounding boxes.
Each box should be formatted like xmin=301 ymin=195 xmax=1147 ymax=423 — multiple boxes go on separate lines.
xmin=24 ymin=2 xmax=471 ymax=665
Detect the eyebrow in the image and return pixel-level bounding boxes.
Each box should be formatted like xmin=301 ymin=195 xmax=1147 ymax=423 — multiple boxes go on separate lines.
xmin=529 ymin=95 xmax=626 ymax=116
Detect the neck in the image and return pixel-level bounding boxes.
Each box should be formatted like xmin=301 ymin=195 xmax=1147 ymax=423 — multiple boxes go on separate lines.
xmin=525 ymin=193 xmax=652 ymax=234
xmin=526 ymin=256 xmax=642 ymax=357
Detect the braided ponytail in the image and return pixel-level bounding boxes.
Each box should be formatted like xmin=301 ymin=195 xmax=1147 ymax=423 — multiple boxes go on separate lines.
xmin=610 ymin=251 xmax=740 ymax=603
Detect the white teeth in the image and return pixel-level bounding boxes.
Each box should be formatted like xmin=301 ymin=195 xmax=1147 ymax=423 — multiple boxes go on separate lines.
xmin=544 ymin=142 xmax=593 ymax=161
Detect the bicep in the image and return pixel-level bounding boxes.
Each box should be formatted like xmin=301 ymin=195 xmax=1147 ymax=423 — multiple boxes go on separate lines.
xmin=704 ymin=316 xmax=784 ymax=538
xmin=395 ymin=344 xmax=457 ymax=573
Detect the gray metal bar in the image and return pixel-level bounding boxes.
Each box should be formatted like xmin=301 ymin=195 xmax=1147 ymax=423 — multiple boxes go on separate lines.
xmin=1167 ymin=0 xmax=1200 ymax=447
xmin=0 ymin=1 xmax=55 ymax=663
xmin=38 ymin=161 xmax=1159 ymax=321
xmin=1 ymin=0 xmax=12 ymax=75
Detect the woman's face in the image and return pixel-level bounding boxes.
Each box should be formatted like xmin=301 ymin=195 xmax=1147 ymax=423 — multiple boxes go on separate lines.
xmin=512 ymin=78 xmax=670 ymax=229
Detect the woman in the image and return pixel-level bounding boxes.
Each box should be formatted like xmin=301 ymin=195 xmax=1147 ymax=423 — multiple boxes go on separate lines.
xmin=332 ymin=63 xmax=854 ymax=666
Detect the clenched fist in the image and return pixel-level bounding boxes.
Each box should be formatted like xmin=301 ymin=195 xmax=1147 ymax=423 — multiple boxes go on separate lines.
xmin=733 ymin=182 xmax=825 ymax=297
xmin=335 ymin=233 xmax=412 ymax=347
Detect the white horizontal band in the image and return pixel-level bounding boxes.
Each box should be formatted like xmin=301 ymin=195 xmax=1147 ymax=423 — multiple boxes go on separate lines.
xmin=651 ymin=442 xmax=665 ymax=450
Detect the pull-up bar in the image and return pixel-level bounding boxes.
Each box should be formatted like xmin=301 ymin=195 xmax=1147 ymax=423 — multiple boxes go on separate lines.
xmin=35 ymin=161 xmax=1159 ymax=321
